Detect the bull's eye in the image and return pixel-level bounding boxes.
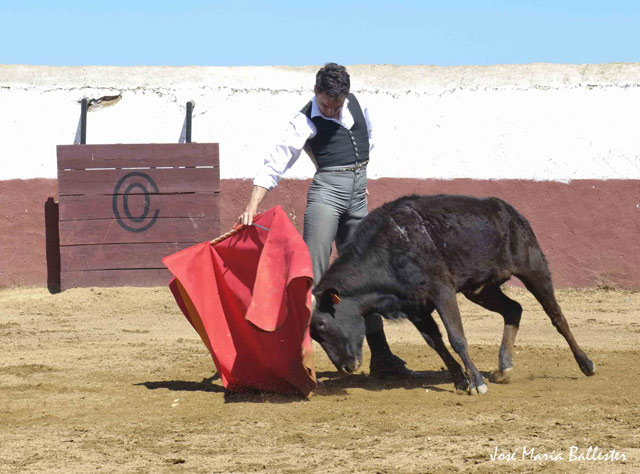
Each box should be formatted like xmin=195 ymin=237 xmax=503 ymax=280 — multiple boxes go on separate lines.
xmin=317 ymin=321 xmax=326 ymax=331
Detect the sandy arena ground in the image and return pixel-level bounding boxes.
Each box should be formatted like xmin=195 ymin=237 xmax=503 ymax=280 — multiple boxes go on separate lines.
xmin=1 ymin=286 xmax=639 ymax=473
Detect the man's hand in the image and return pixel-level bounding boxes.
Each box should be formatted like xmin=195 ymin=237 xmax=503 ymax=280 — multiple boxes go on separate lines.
xmin=238 ymin=208 xmax=256 ymax=226
xmin=238 ymin=185 xmax=269 ymax=227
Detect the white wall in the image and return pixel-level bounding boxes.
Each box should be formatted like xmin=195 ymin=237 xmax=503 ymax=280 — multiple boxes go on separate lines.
xmin=1 ymin=64 xmax=639 ymax=181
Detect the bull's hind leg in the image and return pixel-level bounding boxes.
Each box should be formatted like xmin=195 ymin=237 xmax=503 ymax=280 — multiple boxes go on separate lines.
xmin=463 ymin=285 xmax=522 ymax=384
xmin=516 ymin=272 xmax=595 ymax=377
xmin=407 ymin=309 xmax=468 ymax=391
xmin=432 ymin=287 xmax=488 ymax=395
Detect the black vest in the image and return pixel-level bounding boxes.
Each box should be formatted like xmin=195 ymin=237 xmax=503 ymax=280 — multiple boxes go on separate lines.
xmin=301 ymin=93 xmax=370 ymax=168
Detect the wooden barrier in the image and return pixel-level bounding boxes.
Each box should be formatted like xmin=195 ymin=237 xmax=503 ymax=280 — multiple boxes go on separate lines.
xmin=55 ymin=143 xmax=219 ymax=290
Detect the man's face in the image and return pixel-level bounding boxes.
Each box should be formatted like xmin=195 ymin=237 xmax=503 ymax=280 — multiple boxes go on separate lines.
xmin=314 ymin=89 xmax=346 ymax=119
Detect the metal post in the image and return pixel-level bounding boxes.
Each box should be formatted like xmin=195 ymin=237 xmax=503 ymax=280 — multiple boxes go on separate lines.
xmin=186 ymin=101 xmax=193 ymax=143
xmin=80 ymin=98 xmax=88 ymax=144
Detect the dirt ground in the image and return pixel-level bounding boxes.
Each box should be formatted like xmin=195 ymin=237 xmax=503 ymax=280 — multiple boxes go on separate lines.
xmin=1 ymin=286 xmax=639 ymax=474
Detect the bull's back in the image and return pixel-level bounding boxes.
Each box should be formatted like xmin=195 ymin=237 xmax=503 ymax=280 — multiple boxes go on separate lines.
xmin=398 ymin=194 xmax=515 ymax=246
xmin=331 ymin=194 xmax=546 ymax=294
xmin=385 ymin=194 xmax=542 ymax=289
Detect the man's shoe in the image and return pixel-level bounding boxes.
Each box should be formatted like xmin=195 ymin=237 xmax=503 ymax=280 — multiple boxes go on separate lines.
xmin=369 ymin=354 xmax=420 ymax=379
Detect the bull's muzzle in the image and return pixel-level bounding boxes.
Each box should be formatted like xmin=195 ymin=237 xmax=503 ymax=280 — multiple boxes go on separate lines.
xmin=338 ymin=357 xmax=361 ymax=374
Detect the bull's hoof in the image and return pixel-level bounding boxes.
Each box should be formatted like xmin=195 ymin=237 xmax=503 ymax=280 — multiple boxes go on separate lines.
xmin=471 ymin=383 xmax=488 ymax=395
xmin=579 ymin=358 xmax=596 ymax=376
xmin=454 ymin=377 xmax=469 ymax=392
xmin=489 ymin=367 xmax=513 ymax=384
xmin=468 ymin=377 xmax=488 ymax=395
xmin=370 ymin=354 xmax=419 ymax=379
xmin=452 ymin=368 xmax=469 ymax=391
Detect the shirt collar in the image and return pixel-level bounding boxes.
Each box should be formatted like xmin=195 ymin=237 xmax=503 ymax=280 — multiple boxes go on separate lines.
xmin=310 ymin=95 xmax=353 ymax=129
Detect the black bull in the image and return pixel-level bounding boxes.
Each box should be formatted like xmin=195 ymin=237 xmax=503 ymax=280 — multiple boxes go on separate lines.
xmin=310 ymin=194 xmax=595 ymax=395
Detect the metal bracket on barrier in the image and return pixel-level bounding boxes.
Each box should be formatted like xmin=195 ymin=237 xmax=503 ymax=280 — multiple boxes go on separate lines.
xmin=80 ymin=98 xmax=87 ymax=144
xmin=186 ymin=101 xmax=194 ymax=143
xmin=74 ymin=98 xmax=88 ymax=145
xmin=75 ymin=98 xmax=196 ymax=145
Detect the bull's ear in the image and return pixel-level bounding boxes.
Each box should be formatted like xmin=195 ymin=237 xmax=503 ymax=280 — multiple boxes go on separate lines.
xmin=318 ymin=288 xmax=341 ymax=314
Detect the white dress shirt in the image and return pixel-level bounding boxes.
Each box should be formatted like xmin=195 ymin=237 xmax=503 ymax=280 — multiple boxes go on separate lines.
xmin=253 ymin=95 xmax=374 ymax=190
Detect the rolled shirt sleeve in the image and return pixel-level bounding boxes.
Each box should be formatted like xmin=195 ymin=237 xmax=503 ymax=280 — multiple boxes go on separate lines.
xmin=253 ymin=112 xmax=316 ymax=190
xmin=253 ymin=95 xmax=374 ymax=189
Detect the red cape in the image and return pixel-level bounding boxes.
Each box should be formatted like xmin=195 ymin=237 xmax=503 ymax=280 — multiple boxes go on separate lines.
xmin=162 ymin=206 xmax=316 ymax=396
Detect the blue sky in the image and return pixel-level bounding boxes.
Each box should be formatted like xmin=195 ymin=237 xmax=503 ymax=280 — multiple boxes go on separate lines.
xmin=2 ymin=1 xmax=639 ymax=66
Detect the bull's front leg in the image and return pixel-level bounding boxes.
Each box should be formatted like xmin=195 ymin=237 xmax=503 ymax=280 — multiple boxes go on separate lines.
xmin=433 ymin=287 xmax=488 ymax=395
xmin=407 ymin=311 xmax=468 ymax=391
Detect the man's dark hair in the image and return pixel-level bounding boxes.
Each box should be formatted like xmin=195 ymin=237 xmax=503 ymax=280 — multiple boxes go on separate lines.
xmin=315 ymin=63 xmax=350 ymax=99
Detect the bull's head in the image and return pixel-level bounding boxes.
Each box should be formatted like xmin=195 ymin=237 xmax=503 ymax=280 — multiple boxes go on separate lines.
xmin=310 ymin=288 xmax=365 ymax=373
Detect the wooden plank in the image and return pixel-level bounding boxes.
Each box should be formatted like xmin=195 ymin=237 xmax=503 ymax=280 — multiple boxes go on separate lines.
xmin=55 ymin=143 xmax=221 ymax=291
xmin=60 ymin=269 xmax=173 ymax=290
xmin=57 ymin=143 xmax=219 ymax=170
xmin=59 ymin=193 xmax=219 ymax=221
xmin=59 ymin=218 xmax=220 ymax=246
xmin=58 ymin=168 xmax=219 ymax=196
xmin=60 ymin=242 xmax=198 ymax=272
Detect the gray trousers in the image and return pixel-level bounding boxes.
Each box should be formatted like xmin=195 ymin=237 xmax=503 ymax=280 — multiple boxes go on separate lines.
xmin=303 ymin=165 xmax=383 ymax=333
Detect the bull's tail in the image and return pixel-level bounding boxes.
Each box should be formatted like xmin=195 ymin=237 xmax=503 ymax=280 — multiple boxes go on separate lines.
xmin=502 ymin=202 xmax=551 ymax=281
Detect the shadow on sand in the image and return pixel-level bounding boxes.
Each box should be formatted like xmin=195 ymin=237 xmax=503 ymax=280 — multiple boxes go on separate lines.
xmin=136 ymin=369 xmax=483 ymax=402
xmin=136 ymin=374 xmax=308 ymax=404
xmin=313 ymin=369 xmax=457 ymax=396
xmin=136 ymin=375 xmax=226 ymax=394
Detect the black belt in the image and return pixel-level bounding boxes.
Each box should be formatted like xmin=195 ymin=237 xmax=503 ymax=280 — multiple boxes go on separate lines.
xmin=318 ymin=160 xmax=369 ymax=173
